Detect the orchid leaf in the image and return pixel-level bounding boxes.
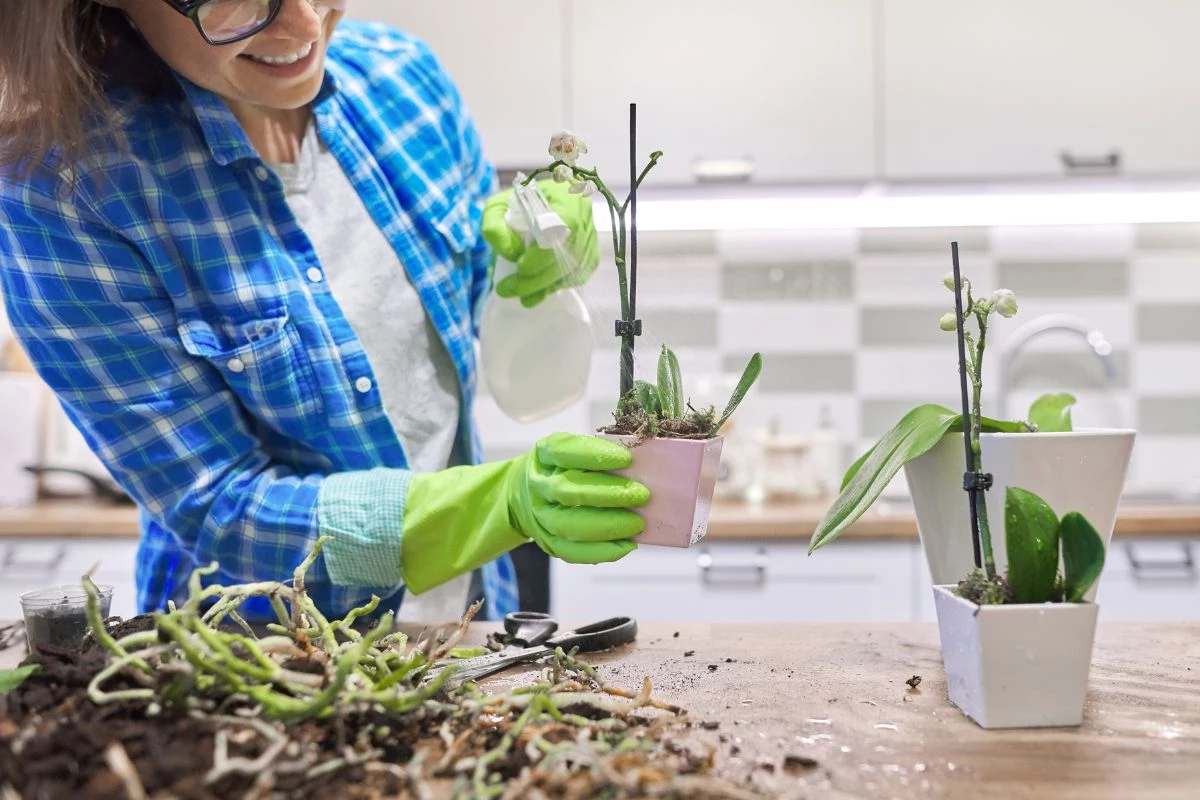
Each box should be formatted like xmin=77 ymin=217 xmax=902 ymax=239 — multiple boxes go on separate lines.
xmin=815 ymin=403 xmax=1030 ymax=555
xmin=633 ymin=380 xmax=660 ymax=418
xmin=839 ymin=408 xmax=1027 ymax=492
xmin=1005 ymin=487 xmax=1061 ymax=604
xmin=1028 ymin=392 xmax=1076 ymax=433
xmin=812 ymin=404 xmax=962 ymax=554
xmin=1061 ymin=511 xmax=1105 ymax=602
xmin=656 ymin=345 xmax=683 ymax=419
xmin=714 ymin=353 xmax=762 ymax=434
xmin=0 ymin=664 xmax=39 ymax=695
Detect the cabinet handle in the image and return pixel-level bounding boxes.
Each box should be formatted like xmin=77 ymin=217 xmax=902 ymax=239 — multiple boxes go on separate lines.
xmin=0 ymin=544 xmax=68 ymax=577
xmin=697 ymin=548 xmax=768 ymax=585
xmin=691 ymin=157 xmax=755 ymax=184
xmin=1059 ymin=149 xmax=1122 ymax=174
xmin=1124 ymin=542 xmax=1196 ymax=581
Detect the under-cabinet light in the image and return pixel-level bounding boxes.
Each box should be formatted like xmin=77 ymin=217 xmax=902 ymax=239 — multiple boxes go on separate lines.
xmin=594 ymin=188 xmax=1200 ymax=231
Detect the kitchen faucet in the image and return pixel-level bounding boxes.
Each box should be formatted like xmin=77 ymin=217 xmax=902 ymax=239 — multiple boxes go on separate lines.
xmin=996 ymin=313 xmax=1117 ymax=419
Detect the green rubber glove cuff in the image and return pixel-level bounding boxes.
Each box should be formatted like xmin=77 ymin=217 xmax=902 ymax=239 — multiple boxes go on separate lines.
xmin=401 ymin=460 xmax=527 ymax=596
xmin=322 ymin=435 xmax=650 ymax=598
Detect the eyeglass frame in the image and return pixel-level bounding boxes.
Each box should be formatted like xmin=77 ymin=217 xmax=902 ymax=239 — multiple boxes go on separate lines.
xmin=160 ymin=0 xmax=285 ymax=46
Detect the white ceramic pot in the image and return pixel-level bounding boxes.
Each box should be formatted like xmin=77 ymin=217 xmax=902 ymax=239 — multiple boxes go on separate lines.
xmin=904 ymin=429 xmax=1135 ymax=598
xmin=932 ymin=585 xmax=1098 ymax=728
xmin=602 ymin=435 xmax=724 ymax=548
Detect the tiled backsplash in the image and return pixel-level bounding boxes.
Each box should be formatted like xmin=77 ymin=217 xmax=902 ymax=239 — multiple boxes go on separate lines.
xmin=476 ymin=223 xmax=1200 ymax=498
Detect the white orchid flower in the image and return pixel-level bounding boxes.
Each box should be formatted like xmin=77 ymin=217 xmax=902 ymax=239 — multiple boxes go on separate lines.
xmin=549 ymin=130 xmax=588 ymax=165
xmin=552 ymin=164 xmax=574 ymax=183
xmin=939 ymin=312 xmax=958 ymax=332
xmin=991 ymin=289 xmax=1018 ymax=318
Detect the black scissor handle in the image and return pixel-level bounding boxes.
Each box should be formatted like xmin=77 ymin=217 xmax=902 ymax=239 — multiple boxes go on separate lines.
xmin=504 ymin=612 xmax=558 ymax=647
xmin=546 ymin=616 xmax=637 ymax=653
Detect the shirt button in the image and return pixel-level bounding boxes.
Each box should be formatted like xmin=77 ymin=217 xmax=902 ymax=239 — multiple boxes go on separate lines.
xmin=306 ymin=267 xmax=323 ymax=283
xmin=354 ymin=377 xmax=373 ymax=394
xmin=254 ymin=166 xmax=270 ymax=182
xmin=227 ymin=358 xmax=246 ymax=374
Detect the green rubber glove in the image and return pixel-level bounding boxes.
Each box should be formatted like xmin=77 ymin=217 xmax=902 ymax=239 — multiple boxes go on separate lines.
xmin=481 ymin=180 xmax=601 ymax=308
xmin=400 ymin=433 xmax=648 ymax=595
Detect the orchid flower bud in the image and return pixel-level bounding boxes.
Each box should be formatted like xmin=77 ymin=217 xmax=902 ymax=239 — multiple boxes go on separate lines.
xmin=943 ymin=272 xmax=970 ymax=295
xmin=549 ymin=130 xmax=588 ymax=165
xmin=552 ymin=164 xmax=573 ymax=183
xmin=939 ymin=312 xmax=958 ymax=332
xmin=991 ymin=289 xmax=1018 ymax=318
xmin=568 ymin=180 xmax=595 ymax=197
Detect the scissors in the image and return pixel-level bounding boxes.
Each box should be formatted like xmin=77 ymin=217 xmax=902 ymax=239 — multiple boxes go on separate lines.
xmin=424 ymin=612 xmax=637 ymax=689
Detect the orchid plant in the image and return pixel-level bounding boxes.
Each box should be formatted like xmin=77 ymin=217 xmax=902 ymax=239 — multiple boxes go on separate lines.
xmin=809 ymin=272 xmax=1105 ymax=606
xmin=524 ymin=131 xmax=660 ymax=402
xmin=524 ymin=132 xmax=761 ymax=439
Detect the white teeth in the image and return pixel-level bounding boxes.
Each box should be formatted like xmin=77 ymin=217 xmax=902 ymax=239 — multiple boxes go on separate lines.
xmin=248 ymin=43 xmax=313 ymax=66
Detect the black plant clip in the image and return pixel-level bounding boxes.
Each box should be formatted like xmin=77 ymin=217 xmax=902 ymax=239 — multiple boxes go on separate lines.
xmin=614 ymin=319 xmax=643 ymax=337
xmin=962 ymin=471 xmax=995 ymax=492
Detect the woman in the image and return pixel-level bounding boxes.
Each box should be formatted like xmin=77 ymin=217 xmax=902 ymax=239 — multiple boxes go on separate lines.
xmin=0 ymin=0 xmax=648 ymax=621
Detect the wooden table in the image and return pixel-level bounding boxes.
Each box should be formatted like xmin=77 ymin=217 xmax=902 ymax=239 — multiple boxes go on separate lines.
xmin=570 ymin=622 xmax=1200 ymax=799
xmin=4 ymin=621 xmax=1195 ymax=798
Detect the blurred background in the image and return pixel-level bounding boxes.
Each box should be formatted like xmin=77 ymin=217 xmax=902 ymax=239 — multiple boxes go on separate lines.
xmin=2 ymin=1 xmax=1198 ymax=624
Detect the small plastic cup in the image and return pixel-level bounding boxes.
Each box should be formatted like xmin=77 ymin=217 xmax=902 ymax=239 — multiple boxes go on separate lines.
xmin=20 ymin=584 xmax=112 ymax=653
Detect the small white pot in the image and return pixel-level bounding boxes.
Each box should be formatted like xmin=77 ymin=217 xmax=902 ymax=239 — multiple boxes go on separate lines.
xmin=601 ymin=435 xmax=724 ymax=548
xmin=933 ymin=585 xmax=1098 ymax=728
xmin=904 ymin=429 xmax=1135 ymax=598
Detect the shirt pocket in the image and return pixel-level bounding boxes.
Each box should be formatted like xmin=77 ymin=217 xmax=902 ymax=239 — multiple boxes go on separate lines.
xmin=177 ymin=311 xmax=325 ymax=441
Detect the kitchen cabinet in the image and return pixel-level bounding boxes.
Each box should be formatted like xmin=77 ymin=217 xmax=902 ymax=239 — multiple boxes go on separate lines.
xmin=568 ymin=0 xmax=877 ymax=186
xmin=551 ymin=541 xmax=917 ymax=623
xmin=1096 ymin=539 xmax=1200 ymax=621
xmin=345 ymin=0 xmax=566 ymax=169
xmin=882 ymin=0 xmax=1200 ymax=180
xmin=0 ymin=539 xmax=139 ymax=622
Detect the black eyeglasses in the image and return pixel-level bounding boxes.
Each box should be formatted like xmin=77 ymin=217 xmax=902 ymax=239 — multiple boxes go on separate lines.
xmin=162 ymin=0 xmax=348 ymax=46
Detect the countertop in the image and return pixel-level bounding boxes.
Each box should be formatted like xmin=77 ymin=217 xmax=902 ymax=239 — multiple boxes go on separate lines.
xmin=3 ymin=621 xmax=1196 ymax=798
xmin=2 ymin=497 xmax=1198 ymax=541
xmin=564 ymin=622 xmax=1200 ymax=799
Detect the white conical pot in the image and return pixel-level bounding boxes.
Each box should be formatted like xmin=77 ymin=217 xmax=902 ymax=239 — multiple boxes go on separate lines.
xmin=904 ymin=429 xmax=1135 ymax=598
xmin=933 ymin=585 xmax=1099 ymax=729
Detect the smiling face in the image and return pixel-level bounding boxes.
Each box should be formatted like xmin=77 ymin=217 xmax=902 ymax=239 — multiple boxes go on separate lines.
xmin=114 ymin=0 xmax=346 ymax=113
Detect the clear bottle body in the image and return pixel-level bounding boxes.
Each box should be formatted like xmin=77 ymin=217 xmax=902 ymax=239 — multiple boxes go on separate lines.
xmin=479 ymin=258 xmax=594 ymax=423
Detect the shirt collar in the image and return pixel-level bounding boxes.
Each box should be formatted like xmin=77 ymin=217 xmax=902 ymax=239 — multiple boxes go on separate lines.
xmin=175 ymin=70 xmax=342 ymax=167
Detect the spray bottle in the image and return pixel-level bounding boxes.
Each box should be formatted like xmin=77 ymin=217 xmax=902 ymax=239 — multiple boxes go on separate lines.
xmin=480 ymin=176 xmax=594 ymax=422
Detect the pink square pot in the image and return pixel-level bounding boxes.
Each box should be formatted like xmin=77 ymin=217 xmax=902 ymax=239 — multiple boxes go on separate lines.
xmin=601 ymin=434 xmax=724 ymax=548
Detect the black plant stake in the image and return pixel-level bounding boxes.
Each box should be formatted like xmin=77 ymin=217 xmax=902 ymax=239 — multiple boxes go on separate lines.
xmin=951 ymin=242 xmax=987 ymax=569
xmin=615 ymin=103 xmax=642 ymax=399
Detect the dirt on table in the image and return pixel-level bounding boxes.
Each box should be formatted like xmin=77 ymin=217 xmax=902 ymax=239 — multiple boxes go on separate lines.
xmin=3 ymin=644 xmax=439 ymax=799
xmin=1 ymin=624 xmax=759 ymax=800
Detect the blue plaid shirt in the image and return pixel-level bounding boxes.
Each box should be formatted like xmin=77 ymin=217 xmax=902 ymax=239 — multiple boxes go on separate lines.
xmin=0 ymin=21 xmax=517 ymax=620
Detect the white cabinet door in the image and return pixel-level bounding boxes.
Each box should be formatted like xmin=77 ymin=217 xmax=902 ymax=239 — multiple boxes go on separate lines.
xmin=883 ymin=0 xmax=1200 ymax=180
xmin=552 ymin=541 xmax=916 ymax=623
xmin=568 ymin=0 xmax=877 ymax=186
xmin=346 ymin=1 xmax=566 ymax=169
xmin=1096 ymin=539 xmax=1200 ymax=621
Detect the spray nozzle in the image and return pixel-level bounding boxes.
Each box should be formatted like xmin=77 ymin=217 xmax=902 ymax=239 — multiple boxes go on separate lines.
xmin=505 ymin=174 xmax=570 ymax=250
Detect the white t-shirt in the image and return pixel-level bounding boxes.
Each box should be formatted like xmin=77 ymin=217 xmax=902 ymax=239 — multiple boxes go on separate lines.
xmin=270 ymin=121 xmax=471 ymax=620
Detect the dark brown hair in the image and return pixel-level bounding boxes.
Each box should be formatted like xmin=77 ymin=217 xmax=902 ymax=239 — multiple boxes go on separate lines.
xmin=0 ymin=1 xmax=179 ymax=179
